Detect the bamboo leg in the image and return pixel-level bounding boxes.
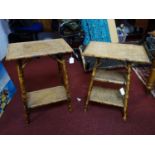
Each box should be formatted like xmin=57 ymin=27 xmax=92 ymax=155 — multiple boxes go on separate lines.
xmin=17 ymin=60 xmax=30 ymax=124
xmin=79 ymin=46 xmax=86 ymax=71
xmin=84 ymin=59 xmax=99 ymax=112
xmin=123 ymin=63 xmax=131 ymax=121
xmin=147 ymin=59 xmax=155 ymax=92
xmin=57 ymin=59 xmax=63 ymax=84
xmin=60 ymin=58 xmax=72 ymax=112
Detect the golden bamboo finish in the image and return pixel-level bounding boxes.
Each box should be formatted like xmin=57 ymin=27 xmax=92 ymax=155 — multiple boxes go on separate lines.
xmin=17 ymin=60 xmax=30 ymax=124
xmin=56 ymin=58 xmax=64 ymax=84
xmin=147 ymin=59 xmax=155 ymax=91
xmin=84 ymin=59 xmax=132 ymax=121
xmin=123 ymin=63 xmax=131 ymax=121
xmin=21 ymin=59 xmax=33 ymax=69
xmin=56 ymin=58 xmax=72 ymax=112
xmin=84 ymin=59 xmax=99 ymax=112
xmin=61 ymin=59 xmax=72 ymax=112
xmin=17 ymin=56 xmax=72 ymax=124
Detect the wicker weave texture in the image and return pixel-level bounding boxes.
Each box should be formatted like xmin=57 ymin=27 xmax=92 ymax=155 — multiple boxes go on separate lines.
xmin=6 ymin=39 xmax=73 ymax=60
xmin=83 ymin=42 xmax=150 ymax=63
xmin=94 ymin=69 xmax=126 ymax=84
xmin=90 ymin=86 xmax=124 ymax=107
xmin=27 ymin=86 xmax=67 ymax=108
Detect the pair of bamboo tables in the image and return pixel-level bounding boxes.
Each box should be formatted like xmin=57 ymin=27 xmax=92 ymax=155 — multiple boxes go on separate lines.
xmin=6 ymin=39 xmax=150 ymax=123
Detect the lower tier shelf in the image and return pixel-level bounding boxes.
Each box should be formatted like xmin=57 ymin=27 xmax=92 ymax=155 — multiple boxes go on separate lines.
xmin=94 ymin=69 xmax=126 ymax=85
xmin=90 ymin=86 xmax=124 ymax=107
xmin=27 ymin=86 xmax=68 ymax=108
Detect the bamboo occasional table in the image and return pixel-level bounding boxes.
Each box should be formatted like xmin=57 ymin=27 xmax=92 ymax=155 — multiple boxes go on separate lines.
xmin=83 ymin=41 xmax=150 ymax=120
xmin=6 ymin=39 xmax=73 ymax=124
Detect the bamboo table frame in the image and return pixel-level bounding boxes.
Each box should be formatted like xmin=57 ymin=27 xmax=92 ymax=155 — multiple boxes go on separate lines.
xmin=147 ymin=59 xmax=155 ymax=91
xmin=83 ymin=41 xmax=150 ymax=120
xmin=6 ymin=39 xmax=73 ymax=124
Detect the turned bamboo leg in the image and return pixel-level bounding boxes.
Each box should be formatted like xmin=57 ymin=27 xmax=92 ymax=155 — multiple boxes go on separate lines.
xmin=147 ymin=59 xmax=155 ymax=92
xmin=57 ymin=59 xmax=63 ymax=83
xmin=123 ymin=63 xmax=131 ymax=121
xmin=84 ymin=59 xmax=99 ymax=112
xmin=17 ymin=60 xmax=30 ymax=124
xmin=60 ymin=58 xmax=72 ymax=112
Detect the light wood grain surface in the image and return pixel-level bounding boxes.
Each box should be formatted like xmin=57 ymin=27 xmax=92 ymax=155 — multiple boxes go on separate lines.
xmin=83 ymin=41 xmax=150 ymax=63
xmin=6 ymin=38 xmax=73 ymax=60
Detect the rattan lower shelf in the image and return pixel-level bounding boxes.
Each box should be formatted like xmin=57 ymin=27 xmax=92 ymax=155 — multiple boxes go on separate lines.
xmin=27 ymin=86 xmax=67 ymax=108
xmin=94 ymin=69 xmax=127 ymax=85
xmin=90 ymin=86 xmax=124 ymax=107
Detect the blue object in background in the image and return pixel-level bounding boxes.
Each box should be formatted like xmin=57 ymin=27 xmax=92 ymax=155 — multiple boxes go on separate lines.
xmin=0 ymin=19 xmax=11 ymax=60
xmin=81 ymin=19 xmax=111 ymax=45
xmin=0 ymin=62 xmax=16 ymax=117
xmin=14 ymin=22 xmax=43 ymax=33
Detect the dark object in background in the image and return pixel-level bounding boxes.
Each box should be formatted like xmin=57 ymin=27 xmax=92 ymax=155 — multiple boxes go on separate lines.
xmin=51 ymin=19 xmax=59 ymax=32
xmin=37 ymin=32 xmax=61 ymax=40
xmin=9 ymin=19 xmax=43 ymax=33
xmin=8 ymin=19 xmax=43 ymax=43
xmin=9 ymin=32 xmax=35 ymax=43
xmin=52 ymin=20 xmax=85 ymax=63
xmin=58 ymin=20 xmax=84 ymax=62
xmin=58 ymin=20 xmax=84 ymax=48
xmin=116 ymin=19 xmax=148 ymax=43
xmin=144 ymin=35 xmax=155 ymax=60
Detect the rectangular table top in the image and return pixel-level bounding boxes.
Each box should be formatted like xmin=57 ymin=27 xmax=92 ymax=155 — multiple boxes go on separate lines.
xmin=6 ymin=38 xmax=73 ymax=60
xmin=83 ymin=41 xmax=150 ymax=64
